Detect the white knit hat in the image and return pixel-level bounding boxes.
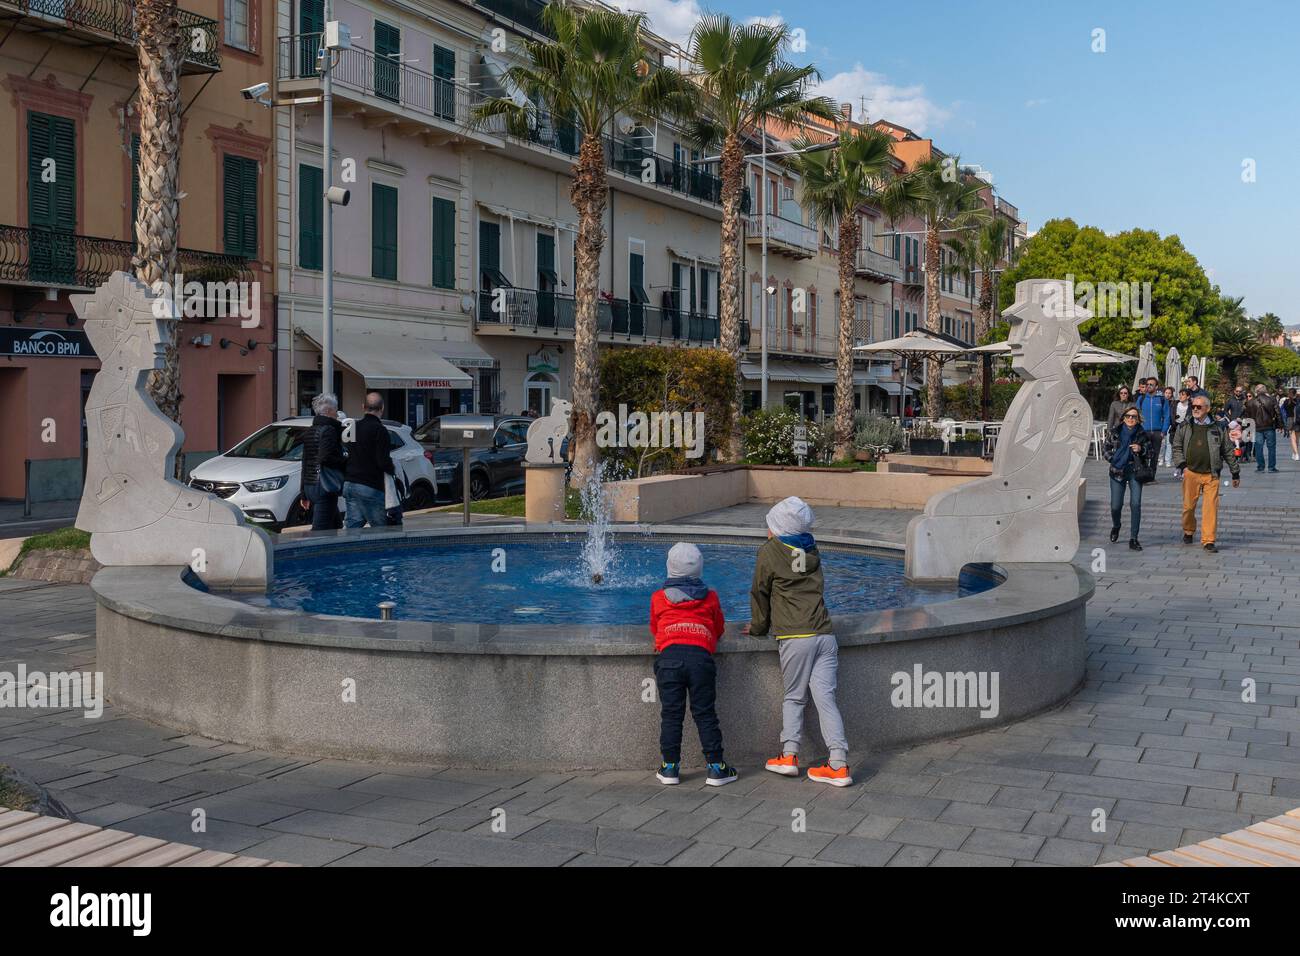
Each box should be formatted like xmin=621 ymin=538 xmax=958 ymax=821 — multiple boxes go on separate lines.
xmin=766 ymin=496 xmax=814 ymax=538
xmin=666 ymin=542 xmax=703 ymax=578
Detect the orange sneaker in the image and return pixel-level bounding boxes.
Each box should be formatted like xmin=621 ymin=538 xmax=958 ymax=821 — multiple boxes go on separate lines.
xmin=807 ymin=763 xmax=853 ymax=787
xmin=765 ymin=753 xmax=800 ymax=777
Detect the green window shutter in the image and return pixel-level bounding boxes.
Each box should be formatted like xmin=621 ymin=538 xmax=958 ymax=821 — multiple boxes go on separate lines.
xmin=431 ymin=196 xmax=455 ymax=289
xmin=298 ymin=164 xmax=323 ymax=270
xmin=478 ymin=220 xmax=499 ymax=287
xmin=222 ymin=154 xmax=257 ymax=257
xmin=374 ymin=21 xmax=400 ymax=103
xmin=371 ymin=182 xmax=398 ymax=280
xmin=27 ymin=112 xmax=52 ymax=229
xmin=433 ymin=45 xmax=455 ymax=120
xmin=299 ymin=0 xmax=324 ymax=76
xmin=27 ymin=111 xmax=75 ymax=231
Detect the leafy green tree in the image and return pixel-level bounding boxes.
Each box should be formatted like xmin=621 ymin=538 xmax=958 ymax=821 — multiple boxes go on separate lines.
xmin=996 ymin=219 xmax=1216 ymax=360
xmin=1258 ymin=345 xmax=1300 ymax=385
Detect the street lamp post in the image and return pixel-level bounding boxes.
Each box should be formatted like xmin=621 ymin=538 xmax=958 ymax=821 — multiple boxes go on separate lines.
xmin=320 ymin=3 xmax=335 ymax=397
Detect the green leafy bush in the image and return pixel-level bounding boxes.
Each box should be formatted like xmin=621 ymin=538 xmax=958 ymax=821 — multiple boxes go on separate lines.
xmin=941 ymin=380 xmax=1021 ymax=420
xmin=852 ymin=413 xmax=904 ymax=452
xmin=741 ymin=407 xmax=832 ymax=465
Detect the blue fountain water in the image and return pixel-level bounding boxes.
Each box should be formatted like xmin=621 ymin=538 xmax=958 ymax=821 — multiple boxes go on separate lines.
xmin=236 ymin=538 xmax=998 ymax=625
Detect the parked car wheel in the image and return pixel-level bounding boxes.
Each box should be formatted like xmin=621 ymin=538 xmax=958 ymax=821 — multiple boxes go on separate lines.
xmin=284 ymin=497 xmax=310 ymax=529
xmin=405 ymin=480 xmax=435 ymax=511
xmin=469 ymin=470 xmax=491 ymax=500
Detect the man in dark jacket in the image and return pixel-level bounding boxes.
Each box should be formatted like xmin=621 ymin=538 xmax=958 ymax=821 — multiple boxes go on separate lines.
xmin=1225 ymin=386 xmax=1246 ymax=422
xmin=1245 ymin=384 xmax=1280 ymax=473
xmin=300 ymin=393 xmax=346 ymax=530
xmin=1135 ymin=378 xmax=1169 ymax=474
xmin=343 ymin=391 xmax=395 ymax=528
xmin=1173 ymin=393 xmax=1241 ymax=552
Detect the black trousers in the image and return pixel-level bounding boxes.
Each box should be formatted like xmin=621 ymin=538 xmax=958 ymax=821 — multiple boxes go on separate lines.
xmin=654 ymin=644 xmax=724 ymax=764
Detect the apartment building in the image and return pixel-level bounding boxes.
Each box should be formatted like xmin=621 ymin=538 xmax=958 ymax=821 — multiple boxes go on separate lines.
xmin=0 ymin=0 xmax=276 ymax=501
xmin=271 ymin=0 xmax=732 ymax=426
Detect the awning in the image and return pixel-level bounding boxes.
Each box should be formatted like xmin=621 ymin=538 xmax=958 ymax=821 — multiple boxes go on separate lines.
xmin=669 ymin=245 xmax=721 ymax=267
xmin=741 ymin=361 xmax=880 ymax=386
xmin=874 ymin=382 xmax=919 ymax=396
xmin=294 ymin=322 xmax=474 ymax=389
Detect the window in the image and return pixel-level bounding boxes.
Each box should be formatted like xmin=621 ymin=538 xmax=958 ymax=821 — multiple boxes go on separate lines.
xmin=224 ymin=0 xmax=251 ymax=51
xmin=129 ymin=132 xmax=140 ymax=223
xmin=298 ymin=164 xmax=322 ymax=269
xmin=479 ymin=220 xmax=506 ymax=288
xmin=374 ymin=20 xmax=401 ymax=103
xmin=431 ymin=196 xmax=455 ymax=288
xmin=371 ymin=182 xmax=398 ymax=280
xmin=222 ymin=154 xmax=258 ymax=257
xmin=432 ymin=45 xmax=455 ymax=120
xmin=893 ymin=307 xmax=900 ymax=338
xmin=27 ymin=110 xmax=77 ymax=283
xmin=298 ymin=0 xmax=323 ymax=76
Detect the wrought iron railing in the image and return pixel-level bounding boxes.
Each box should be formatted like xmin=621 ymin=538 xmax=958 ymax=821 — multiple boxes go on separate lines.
xmin=746 ymin=212 xmax=818 ymax=255
xmin=5 ymin=0 xmax=222 ymax=71
xmin=477 ymin=287 xmax=720 ymax=344
xmin=0 ymin=224 xmax=254 ymax=291
xmin=277 ymin=33 xmax=494 ymax=131
xmin=475 ymin=0 xmax=551 ymax=37
xmin=855 ymin=245 xmax=903 ymax=281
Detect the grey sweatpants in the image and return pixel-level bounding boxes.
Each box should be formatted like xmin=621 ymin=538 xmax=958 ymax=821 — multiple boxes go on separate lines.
xmin=777 ymin=633 xmax=849 ymax=763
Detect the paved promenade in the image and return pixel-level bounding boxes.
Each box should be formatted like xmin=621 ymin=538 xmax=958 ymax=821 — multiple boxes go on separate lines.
xmin=1 ymin=458 xmax=1297 ymax=866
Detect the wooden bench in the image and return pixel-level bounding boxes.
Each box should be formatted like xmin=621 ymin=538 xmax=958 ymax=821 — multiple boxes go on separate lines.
xmin=0 ymin=807 xmax=296 ymax=867
xmin=1102 ymin=807 xmax=1300 ymax=867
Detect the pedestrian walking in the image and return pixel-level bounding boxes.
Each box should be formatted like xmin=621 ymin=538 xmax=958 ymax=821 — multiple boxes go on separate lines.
xmin=1104 ymin=407 xmax=1154 ymax=551
xmin=299 ymin=392 xmax=346 ymax=531
xmin=1245 ymin=384 xmax=1280 ymax=473
xmin=1107 ymin=385 xmax=1133 ymax=429
xmin=1173 ymin=394 xmax=1241 ymax=553
xmin=343 ymin=391 xmax=396 ymax=528
xmin=1135 ymin=377 xmax=1169 ymax=476
xmin=1160 ymin=385 xmax=1177 ymax=467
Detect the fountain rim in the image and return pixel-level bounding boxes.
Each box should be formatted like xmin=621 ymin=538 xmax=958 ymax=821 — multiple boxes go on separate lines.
xmin=90 ymin=524 xmax=1094 ymax=657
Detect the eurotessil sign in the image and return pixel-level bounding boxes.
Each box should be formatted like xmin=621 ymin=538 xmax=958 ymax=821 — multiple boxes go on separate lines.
xmin=0 ymin=327 xmax=97 ymax=358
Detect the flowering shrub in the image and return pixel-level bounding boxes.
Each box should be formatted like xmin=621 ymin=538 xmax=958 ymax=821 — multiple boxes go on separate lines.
xmin=852 ymin=413 xmax=904 ymax=452
xmin=740 ymin=407 xmax=833 ymax=465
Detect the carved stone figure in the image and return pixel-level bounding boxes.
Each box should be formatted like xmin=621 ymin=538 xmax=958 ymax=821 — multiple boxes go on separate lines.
xmin=525 ymin=398 xmax=573 ymax=465
xmin=72 ymin=272 xmax=272 ymax=589
xmin=906 ymin=279 xmax=1092 ymax=581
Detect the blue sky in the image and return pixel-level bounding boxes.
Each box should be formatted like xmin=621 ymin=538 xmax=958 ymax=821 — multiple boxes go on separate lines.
xmin=628 ymin=0 xmax=1300 ymax=320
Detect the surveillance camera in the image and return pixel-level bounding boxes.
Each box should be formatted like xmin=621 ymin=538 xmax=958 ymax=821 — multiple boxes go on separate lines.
xmin=241 ymin=82 xmax=270 ymax=101
xmin=326 ymin=186 xmax=350 ymax=206
xmin=765 ymin=285 xmax=777 ymax=296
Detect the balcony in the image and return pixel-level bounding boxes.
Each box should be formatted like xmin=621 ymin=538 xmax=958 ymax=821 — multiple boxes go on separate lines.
xmin=744 ymin=212 xmax=818 ymax=259
xmin=901 ymin=265 xmax=923 ymax=286
xmin=476 ymin=288 xmax=720 ymax=344
xmin=277 ymin=33 xmax=502 ymax=144
xmin=0 ymin=224 xmax=254 ymax=292
xmin=743 ymin=319 xmax=833 ymax=358
xmin=0 ymin=0 xmax=221 ymax=73
xmin=855 ymin=244 xmax=902 ymax=282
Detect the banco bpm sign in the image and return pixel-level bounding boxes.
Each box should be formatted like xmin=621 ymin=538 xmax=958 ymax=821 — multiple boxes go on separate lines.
xmin=0 ymin=328 xmax=96 ymax=358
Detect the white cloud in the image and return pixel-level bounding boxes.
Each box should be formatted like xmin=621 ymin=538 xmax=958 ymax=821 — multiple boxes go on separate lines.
xmin=813 ymin=64 xmax=952 ymax=133
xmin=611 ymin=0 xmax=705 ymax=47
xmin=1025 ymin=97 xmax=1049 ymax=108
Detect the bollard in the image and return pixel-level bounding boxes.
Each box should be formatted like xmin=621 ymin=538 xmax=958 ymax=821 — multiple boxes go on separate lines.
xmin=378 ymin=601 xmax=396 ymax=621
xmin=23 ymin=459 xmax=32 ymax=517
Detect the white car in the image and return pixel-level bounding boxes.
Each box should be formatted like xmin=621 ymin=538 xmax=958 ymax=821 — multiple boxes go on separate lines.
xmin=188 ymin=417 xmax=438 ymax=529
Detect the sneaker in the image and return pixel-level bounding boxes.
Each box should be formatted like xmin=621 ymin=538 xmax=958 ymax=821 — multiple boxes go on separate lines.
xmin=1182 ymin=533 xmax=1194 ymax=544
xmin=706 ymin=762 xmax=738 ymax=787
xmin=1293 ymin=453 xmax=1299 ymax=461
xmin=1204 ymin=543 xmax=1218 ymax=553
xmin=655 ymin=762 xmax=680 ymax=785
xmin=807 ymin=764 xmax=854 ymax=787
xmin=765 ymin=753 xmax=800 ymax=777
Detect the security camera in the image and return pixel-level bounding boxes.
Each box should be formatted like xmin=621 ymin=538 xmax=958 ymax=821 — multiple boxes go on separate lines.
xmin=241 ymin=82 xmax=270 ymax=101
xmin=326 ymin=186 xmax=350 ymax=206
xmin=765 ymin=285 xmax=777 ymax=296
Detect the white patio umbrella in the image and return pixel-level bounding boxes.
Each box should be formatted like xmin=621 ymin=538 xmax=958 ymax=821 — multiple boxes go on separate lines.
xmin=1165 ymin=347 xmax=1182 ymax=390
xmin=1133 ymin=341 xmax=1158 ymax=390
xmin=854 ymin=331 xmax=969 ymax=412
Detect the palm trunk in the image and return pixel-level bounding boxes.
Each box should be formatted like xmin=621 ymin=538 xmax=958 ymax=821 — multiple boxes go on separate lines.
xmin=135 ymin=0 xmax=185 ymax=476
xmin=834 ymin=217 xmax=860 ymax=460
xmin=718 ymin=130 xmax=745 ymax=460
xmin=568 ymin=135 xmax=608 ymax=486
xmin=924 ymin=220 xmax=943 ymax=416
xmin=977 ymin=271 xmax=994 ymax=342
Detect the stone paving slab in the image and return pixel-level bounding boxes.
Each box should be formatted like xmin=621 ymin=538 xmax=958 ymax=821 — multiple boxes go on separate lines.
xmin=1 ymin=459 xmax=1298 ymax=865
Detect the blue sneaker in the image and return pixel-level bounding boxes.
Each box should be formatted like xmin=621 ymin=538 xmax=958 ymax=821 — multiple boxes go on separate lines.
xmin=706 ymin=762 xmax=738 ymax=787
xmin=655 ymin=762 xmax=680 ymax=785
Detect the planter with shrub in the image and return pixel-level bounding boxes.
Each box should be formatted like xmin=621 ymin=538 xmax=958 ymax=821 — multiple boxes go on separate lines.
xmin=908 ymin=423 xmax=945 ymax=457
xmin=950 ymin=433 xmax=985 ymax=457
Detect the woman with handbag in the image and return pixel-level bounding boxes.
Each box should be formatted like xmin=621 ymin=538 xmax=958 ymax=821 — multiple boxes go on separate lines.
xmin=300 ymin=393 xmax=347 ymax=531
xmin=1103 ymin=406 xmax=1155 ymax=551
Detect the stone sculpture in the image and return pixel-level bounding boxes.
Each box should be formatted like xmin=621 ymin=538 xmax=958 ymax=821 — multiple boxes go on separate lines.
xmin=73 ymin=272 xmax=272 ymax=589
xmin=525 ymin=398 xmax=572 ymax=464
xmin=906 ymin=279 xmax=1093 ymax=581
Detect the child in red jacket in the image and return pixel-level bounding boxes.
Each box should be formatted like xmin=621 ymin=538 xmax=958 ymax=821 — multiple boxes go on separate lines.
xmin=649 ymin=542 xmax=737 ymax=787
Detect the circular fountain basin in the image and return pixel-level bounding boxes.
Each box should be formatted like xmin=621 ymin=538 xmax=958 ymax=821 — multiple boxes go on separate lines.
xmin=91 ymin=525 xmax=1093 ymax=769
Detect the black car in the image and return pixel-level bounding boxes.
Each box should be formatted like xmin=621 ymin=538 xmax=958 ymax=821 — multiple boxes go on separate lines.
xmin=411 ymin=416 xmax=532 ymax=502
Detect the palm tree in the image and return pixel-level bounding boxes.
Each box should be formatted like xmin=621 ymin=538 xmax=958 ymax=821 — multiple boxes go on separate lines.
xmin=134 ymin=0 xmax=185 ymax=473
xmin=890 ymin=157 xmax=990 ymax=415
xmin=471 ymin=2 xmax=697 ymax=483
xmin=1211 ymin=315 xmax=1263 ymax=389
xmin=1255 ymin=311 xmax=1284 ymax=344
xmin=971 ymin=217 xmax=1013 ymax=342
xmin=789 ymin=128 xmax=899 ymax=459
xmin=682 ymin=15 xmax=835 ymax=454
